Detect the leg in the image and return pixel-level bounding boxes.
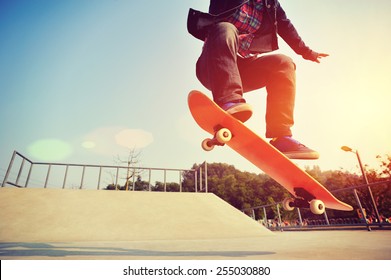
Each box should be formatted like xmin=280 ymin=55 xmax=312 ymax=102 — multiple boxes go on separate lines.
xmin=196 ymin=22 xmax=244 ymax=105
xmin=238 ymin=54 xmax=319 ymax=159
xmin=238 ymin=54 xmax=296 ymax=138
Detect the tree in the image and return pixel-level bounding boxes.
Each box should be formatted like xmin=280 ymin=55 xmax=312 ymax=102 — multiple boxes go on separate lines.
xmin=104 ymin=148 xmax=142 ymax=190
xmin=153 ymin=181 xmax=180 ymax=192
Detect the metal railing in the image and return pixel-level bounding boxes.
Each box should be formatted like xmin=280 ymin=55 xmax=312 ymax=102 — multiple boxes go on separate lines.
xmin=2 ymin=151 xmax=208 ymax=192
xmin=243 ymin=180 xmax=391 ymax=231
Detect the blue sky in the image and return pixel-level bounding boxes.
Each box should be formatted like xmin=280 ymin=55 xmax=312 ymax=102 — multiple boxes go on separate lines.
xmin=1 ymin=0 xmax=391 ymax=184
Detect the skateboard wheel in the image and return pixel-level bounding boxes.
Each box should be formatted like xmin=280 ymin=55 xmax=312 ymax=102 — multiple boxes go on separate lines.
xmin=215 ymin=128 xmax=232 ymax=144
xmin=309 ymin=199 xmax=325 ymax=215
xmin=201 ymin=138 xmax=214 ymax=151
xmin=282 ymin=198 xmax=295 ymax=211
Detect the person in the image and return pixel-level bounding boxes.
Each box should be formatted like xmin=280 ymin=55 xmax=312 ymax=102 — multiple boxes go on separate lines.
xmin=188 ymin=0 xmax=328 ymax=159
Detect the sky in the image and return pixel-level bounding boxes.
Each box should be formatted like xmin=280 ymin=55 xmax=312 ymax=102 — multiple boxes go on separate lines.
xmin=1 ymin=0 xmax=391 ymax=185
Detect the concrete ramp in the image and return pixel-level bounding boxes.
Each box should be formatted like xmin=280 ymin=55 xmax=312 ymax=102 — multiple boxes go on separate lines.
xmin=0 ymin=187 xmax=271 ymax=242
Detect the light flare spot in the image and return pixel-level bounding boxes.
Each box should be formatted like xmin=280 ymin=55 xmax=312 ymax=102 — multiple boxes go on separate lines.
xmin=115 ymin=129 xmax=153 ymax=149
xmin=28 ymin=138 xmax=73 ymax=161
xmin=81 ymin=141 xmax=96 ymax=149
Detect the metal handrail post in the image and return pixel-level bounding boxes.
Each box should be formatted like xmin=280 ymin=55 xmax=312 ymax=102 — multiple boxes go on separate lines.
xmin=148 ymin=169 xmax=152 ymax=191
xmin=15 ymin=158 xmax=25 ymax=186
xmin=276 ymin=204 xmax=282 ymax=230
xmin=44 ymin=164 xmax=52 ymax=189
xmin=25 ymin=164 xmax=33 ymax=188
xmin=263 ymin=207 xmax=268 ymax=227
xmin=164 ymin=170 xmax=167 ymax=192
xmin=115 ymin=168 xmax=119 ymax=190
xmin=179 ymin=171 xmax=182 ymax=192
xmin=297 ymin=208 xmax=303 ymax=226
xmin=132 ymin=168 xmax=136 ymax=191
xmin=199 ymin=166 xmax=202 ymax=192
xmin=97 ymin=167 xmax=102 ymax=190
xmin=204 ymin=161 xmax=208 ymax=193
xmin=194 ymin=170 xmax=198 ymax=193
xmin=324 ymin=210 xmax=330 ymax=225
xmin=2 ymin=151 xmax=17 ymax=187
xmin=80 ymin=166 xmax=86 ymax=189
xmin=63 ymin=165 xmax=69 ymax=189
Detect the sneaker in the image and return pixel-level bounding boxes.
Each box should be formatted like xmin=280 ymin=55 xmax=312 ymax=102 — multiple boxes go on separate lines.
xmin=220 ymin=101 xmax=253 ymax=122
xmin=270 ymin=136 xmax=319 ymax=160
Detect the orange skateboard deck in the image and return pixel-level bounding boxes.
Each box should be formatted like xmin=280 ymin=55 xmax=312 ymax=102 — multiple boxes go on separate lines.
xmin=188 ymin=90 xmax=353 ymax=214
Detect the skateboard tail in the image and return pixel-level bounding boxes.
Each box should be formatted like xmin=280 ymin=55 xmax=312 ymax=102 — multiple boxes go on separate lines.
xmin=228 ymin=139 xmax=353 ymax=212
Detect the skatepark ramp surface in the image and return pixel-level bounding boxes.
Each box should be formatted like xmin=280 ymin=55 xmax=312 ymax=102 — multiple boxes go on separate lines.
xmin=0 ymin=187 xmax=272 ymax=242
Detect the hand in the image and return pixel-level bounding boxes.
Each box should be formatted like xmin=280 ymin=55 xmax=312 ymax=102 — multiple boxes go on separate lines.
xmin=303 ymin=51 xmax=329 ymax=63
xmin=314 ymin=53 xmax=329 ymax=63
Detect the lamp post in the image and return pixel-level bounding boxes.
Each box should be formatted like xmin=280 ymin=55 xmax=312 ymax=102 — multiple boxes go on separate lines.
xmin=341 ymin=146 xmax=381 ymax=224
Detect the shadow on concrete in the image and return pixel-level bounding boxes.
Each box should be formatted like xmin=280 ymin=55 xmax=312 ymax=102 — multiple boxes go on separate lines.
xmin=0 ymin=242 xmax=275 ymax=258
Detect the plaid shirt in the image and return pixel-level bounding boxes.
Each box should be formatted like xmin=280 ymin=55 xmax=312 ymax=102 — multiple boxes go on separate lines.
xmin=227 ymin=0 xmax=264 ymax=57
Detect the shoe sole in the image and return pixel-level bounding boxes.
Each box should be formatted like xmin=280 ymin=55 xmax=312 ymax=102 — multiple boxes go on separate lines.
xmin=284 ymin=151 xmax=320 ymax=160
xmin=226 ymin=103 xmax=253 ymax=123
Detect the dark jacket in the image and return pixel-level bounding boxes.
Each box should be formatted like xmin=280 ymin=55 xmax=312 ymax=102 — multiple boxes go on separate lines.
xmin=188 ymin=0 xmax=317 ymax=60
xmin=208 ymin=0 xmax=249 ymax=15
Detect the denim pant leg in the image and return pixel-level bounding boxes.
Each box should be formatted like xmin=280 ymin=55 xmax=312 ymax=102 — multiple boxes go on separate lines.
xmin=196 ymin=22 xmax=244 ymax=105
xmin=238 ymin=54 xmax=296 ymax=138
xmin=195 ymin=23 xmax=296 ymax=138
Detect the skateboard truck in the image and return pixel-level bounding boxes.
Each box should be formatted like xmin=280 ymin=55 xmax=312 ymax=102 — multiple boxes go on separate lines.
xmin=282 ymin=187 xmax=325 ymax=215
xmin=201 ymin=127 xmax=232 ymax=151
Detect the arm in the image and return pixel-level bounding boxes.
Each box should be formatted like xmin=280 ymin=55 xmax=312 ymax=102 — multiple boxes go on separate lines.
xmin=274 ymin=1 xmax=328 ymax=63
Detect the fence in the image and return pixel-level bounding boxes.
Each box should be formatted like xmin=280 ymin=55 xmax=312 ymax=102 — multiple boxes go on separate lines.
xmin=243 ymin=180 xmax=391 ymax=231
xmin=2 ymin=151 xmax=208 ymax=192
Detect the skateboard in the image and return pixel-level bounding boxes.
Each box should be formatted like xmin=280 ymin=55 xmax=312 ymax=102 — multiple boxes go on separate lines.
xmin=188 ymin=90 xmax=353 ymax=214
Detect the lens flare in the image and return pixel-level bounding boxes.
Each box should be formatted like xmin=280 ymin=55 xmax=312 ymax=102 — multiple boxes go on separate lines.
xmin=115 ymin=129 xmax=153 ymax=149
xmin=81 ymin=141 xmax=96 ymax=149
xmin=27 ymin=138 xmax=73 ymax=161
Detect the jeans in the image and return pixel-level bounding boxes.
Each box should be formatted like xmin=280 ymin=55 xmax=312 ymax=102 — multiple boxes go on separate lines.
xmin=196 ymin=22 xmax=296 ymax=138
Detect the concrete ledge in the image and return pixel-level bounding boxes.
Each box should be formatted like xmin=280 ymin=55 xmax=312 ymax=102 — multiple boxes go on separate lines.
xmin=0 ymin=187 xmax=272 ymax=242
